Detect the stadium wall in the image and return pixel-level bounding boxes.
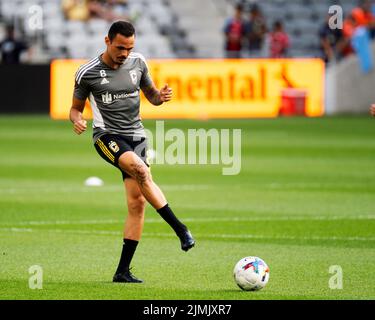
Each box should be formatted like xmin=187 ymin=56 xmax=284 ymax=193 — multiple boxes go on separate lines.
xmin=0 ymin=59 xmax=326 ymax=118
xmin=326 ymin=43 xmax=375 ymax=114
xmin=0 ymin=65 xmax=50 ymax=114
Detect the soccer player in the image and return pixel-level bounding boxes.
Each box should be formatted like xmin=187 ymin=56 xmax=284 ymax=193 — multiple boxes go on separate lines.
xmin=69 ymin=21 xmax=195 ymax=283
xmin=371 ymin=104 xmax=375 ymax=116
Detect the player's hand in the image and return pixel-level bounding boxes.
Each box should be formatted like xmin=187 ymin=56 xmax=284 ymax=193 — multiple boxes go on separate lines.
xmin=73 ymin=119 xmax=87 ymax=135
xmin=371 ymin=104 xmax=375 ymax=117
xmin=160 ymin=84 xmax=172 ymax=102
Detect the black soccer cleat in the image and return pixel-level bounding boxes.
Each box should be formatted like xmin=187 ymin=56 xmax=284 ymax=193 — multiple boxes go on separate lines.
xmin=178 ymin=230 xmax=195 ymax=252
xmin=113 ymin=269 xmax=143 ymax=283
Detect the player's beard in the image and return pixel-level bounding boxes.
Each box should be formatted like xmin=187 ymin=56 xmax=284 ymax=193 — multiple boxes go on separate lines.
xmin=107 ymin=49 xmax=126 ymax=66
xmin=116 ymin=56 xmax=126 ymax=64
xmin=113 ymin=51 xmax=127 ymax=65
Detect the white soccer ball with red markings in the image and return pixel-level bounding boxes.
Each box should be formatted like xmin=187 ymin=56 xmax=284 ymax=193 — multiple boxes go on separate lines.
xmin=233 ymin=256 xmax=270 ymax=291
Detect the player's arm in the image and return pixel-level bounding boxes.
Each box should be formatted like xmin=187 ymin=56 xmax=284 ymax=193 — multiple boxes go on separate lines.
xmin=371 ymin=104 xmax=375 ymax=117
xmin=141 ymin=82 xmax=172 ymax=106
xmin=320 ymin=37 xmax=334 ymax=61
xmin=69 ymin=96 xmax=87 ymax=135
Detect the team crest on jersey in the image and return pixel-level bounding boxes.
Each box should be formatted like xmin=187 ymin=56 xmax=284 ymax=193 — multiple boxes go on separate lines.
xmin=129 ymin=70 xmax=137 ymax=85
xmin=109 ymin=141 xmax=120 ymax=153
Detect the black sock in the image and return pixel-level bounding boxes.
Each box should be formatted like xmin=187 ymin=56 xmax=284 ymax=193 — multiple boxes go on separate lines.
xmin=157 ymin=204 xmax=187 ymax=235
xmin=115 ymin=238 xmax=138 ymax=274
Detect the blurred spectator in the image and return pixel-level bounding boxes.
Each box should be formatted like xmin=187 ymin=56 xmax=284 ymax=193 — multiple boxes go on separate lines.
xmin=244 ymin=4 xmax=267 ymax=57
xmin=351 ymin=0 xmax=375 ymax=38
xmin=89 ymin=0 xmax=130 ymax=22
xmin=107 ymin=0 xmax=130 ymax=20
xmin=343 ymin=13 xmax=359 ymax=38
xmin=62 ymin=0 xmax=91 ymax=21
xmin=268 ymin=21 xmax=289 ymax=58
xmin=0 ymin=25 xmax=30 ymax=64
xmin=319 ymin=13 xmax=350 ymax=63
xmin=223 ymin=4 xmax=246 ymax=58
xmin=350 ymin=25 xmax=374 ymax=73
xmin=63 ymin=0 xmax=130 ymax=22
xmin=342 ymin=11 xmax=374 ymax=73
xmin=342 ymin=13 xmax=361 ymax=56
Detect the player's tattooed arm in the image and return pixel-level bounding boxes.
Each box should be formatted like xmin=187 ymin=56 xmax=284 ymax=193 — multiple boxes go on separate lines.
xmin=70 ymin=97 xmax=87 ymax=135
xmin=142 ymin=83 xmax=172 ymax=106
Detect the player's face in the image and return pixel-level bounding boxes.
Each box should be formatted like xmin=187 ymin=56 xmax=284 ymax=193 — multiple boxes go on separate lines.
xmin=106 ymin=34 xmax=135 ymax=65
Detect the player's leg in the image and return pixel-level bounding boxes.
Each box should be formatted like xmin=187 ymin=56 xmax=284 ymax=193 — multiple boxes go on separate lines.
xmin=113 ymin=177 xmax=145 ymax=283
xmin=118 ymin=151 xmax=195 ymax=251
xmin=123 ymin=177 xmax=146 ymax=240
xmin=119 ymin=151 xmax=166 ymax=209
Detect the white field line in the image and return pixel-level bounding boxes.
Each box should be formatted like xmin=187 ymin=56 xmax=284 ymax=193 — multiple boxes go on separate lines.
xmin=0 ymin=184 xmax=211 ymax=194
xmin=0 ymin=227 xmax=374 ymax=242
xmin=0 ymin=215 xmax=374 ymax=227
xmin=2 ymin=182 xmax=373 ymax=195
xmin=145 ymin=232 xmax=375 ymax=242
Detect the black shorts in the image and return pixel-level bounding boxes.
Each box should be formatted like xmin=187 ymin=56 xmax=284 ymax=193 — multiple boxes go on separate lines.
xmin=94 ymin=134 xmax=149 ymax=180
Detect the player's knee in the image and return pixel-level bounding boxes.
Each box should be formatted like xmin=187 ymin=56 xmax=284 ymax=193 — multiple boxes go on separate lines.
xmin=132 ymin=163 xmax=151 ymax=185
xmin=118 ymin=153 xmax=152 ymax=186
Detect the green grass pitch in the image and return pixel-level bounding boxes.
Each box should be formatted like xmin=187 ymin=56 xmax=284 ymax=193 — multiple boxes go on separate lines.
xmin=0 ymin=115 xmax=374 ymax=300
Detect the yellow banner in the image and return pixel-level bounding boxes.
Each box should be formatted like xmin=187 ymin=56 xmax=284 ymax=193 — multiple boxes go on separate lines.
xmin=50 ymin=59 xmax=325 ymax=119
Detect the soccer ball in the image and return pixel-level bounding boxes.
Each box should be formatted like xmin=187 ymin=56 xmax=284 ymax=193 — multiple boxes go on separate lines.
xmin=84 ymin=176 xmax=104 ymax=187
xmin=233 ymin=256 xmax=270 ymax=291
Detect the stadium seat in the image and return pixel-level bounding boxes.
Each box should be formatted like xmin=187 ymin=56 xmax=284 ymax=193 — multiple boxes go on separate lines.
xmin=0 ymin=0 xmax=367 ymax=60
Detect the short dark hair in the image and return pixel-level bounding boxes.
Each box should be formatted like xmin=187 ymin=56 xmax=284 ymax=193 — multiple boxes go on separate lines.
xmin=235 ymin=3 xmax=243 ymax=11
xmin=108 ymin=21 xmax=135 ymax=41
xmin=273 ymin=20 xmax=283 ymax=30
xmin=250 ymin=4 xmax=261 ymax=14
xmin=6 ymin=24 xmax=14 ymax=35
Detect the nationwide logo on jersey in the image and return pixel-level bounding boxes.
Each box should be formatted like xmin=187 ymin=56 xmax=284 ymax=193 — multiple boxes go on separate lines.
xmin=101 ymin=91 xmax=139 ymax=104
xmin=100 ymin=78 xmax=109 ymax=85
xmin=129 ymin=70 xmax=137 ymax=85
xmin=109 ymin=141 xmax=120 ymax=153
xmin=102 ymin=92 xmax=113 ymax=104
